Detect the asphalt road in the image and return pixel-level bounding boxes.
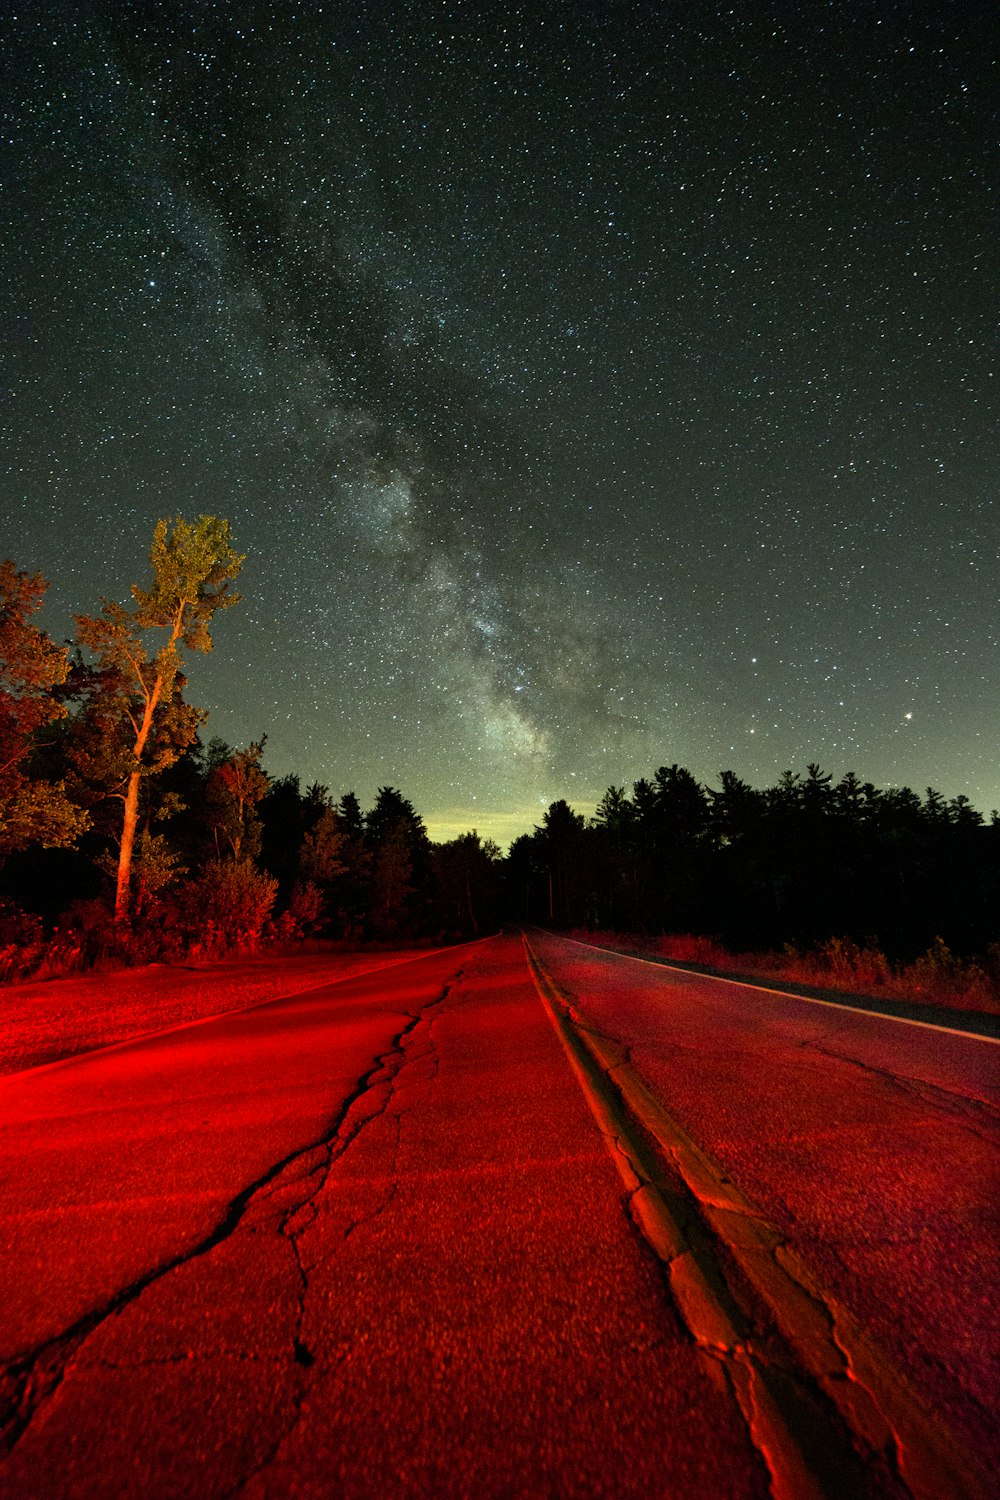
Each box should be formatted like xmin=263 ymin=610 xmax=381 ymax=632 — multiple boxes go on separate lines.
xmin=528 ymin=931 xmax=1000 ymax=1486
xmin=0 ymin=932 xmax=995 ymax=1498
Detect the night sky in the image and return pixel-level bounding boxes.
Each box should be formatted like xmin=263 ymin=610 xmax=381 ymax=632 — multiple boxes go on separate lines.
xmin=3 ymin=2 xmax=997 ymax=844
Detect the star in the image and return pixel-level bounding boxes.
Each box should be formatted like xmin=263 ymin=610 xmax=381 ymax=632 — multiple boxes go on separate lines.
xmin=1 ymin=2 xmax=995 ymax=839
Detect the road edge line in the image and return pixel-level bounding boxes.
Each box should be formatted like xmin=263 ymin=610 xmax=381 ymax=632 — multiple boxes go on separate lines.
xmin=548 ymin=930 xmax=1000 ymax=1045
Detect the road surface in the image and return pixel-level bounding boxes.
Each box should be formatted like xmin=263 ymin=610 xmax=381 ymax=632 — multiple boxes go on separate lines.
xmin=0 ymin=931 xmax=995 ymax=1498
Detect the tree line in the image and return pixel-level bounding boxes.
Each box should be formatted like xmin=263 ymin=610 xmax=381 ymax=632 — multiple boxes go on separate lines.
xmin=1 ymin=517 xmax=996 ymax=972
xmin=509 ymin=766 xmax=999 ymax=960
xmin=0 ymin=520 xmax=501 ymax=968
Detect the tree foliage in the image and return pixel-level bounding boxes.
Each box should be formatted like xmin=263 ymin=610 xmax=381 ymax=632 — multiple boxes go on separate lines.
xmin=74 ymin=517 xmax=243 ymax=918
xmin=510 ymin=765 xmax=999 ymax=958
xmin=0 ymin=562 xmax=89 ymax=859
xmin=366 ymin=787 xmax=431 ymax=938
xmin=206 ymin=739 xmax=269 ymax=862
xmin=179 ymin=858 xmax=278 ymax=953
xmin=432 ymin=831 xmax=502 ymax=935
xmin=2 ymin=544 xmax=996 ymax=971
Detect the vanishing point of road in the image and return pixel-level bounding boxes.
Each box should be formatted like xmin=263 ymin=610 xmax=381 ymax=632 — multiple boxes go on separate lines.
xmin=0 ymin=930 xmax=996 ymax=1499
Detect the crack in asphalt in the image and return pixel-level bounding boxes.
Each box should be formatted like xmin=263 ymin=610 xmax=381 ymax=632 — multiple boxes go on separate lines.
xmin=0 ymin=970 xmax=462 ymax=1472
xmin=220 ymin=978 xmax=453 ymax=1499
xmin=592 ymin=1040 xmax=983 ymax=1500
xmin=339 ymin=1007 xmax=442 ymax=1247
xmin=800 ymin=1040 xmax=1000 ymax=1144
xmin=520 ymin=958 xmax=813 ymax=1499
xmin=71 ymin=1349 xmax=286 ymax=1371
xmin=614 ymin=1128 xmax=852 ymax=1500
xmin=612 ymin=1084 xmax=906 ymax=1500
xmin=522 ymin=940 xmax=927 ymax=1500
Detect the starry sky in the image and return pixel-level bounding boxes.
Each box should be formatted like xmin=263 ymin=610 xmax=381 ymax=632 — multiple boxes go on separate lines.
xmin=3 ymin=1 xmax=997 ymax=844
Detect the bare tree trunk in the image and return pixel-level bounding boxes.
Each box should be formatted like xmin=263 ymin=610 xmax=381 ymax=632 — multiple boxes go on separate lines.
xmin=116 ymin=769 xmax=141 ymax=920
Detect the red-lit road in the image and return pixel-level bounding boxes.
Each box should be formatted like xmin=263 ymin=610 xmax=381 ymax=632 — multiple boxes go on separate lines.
xmin=0 ymin=932 xmax=996 ymax=1499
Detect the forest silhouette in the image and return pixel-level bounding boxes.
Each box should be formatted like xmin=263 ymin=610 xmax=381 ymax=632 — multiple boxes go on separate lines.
xmin=2 ymin=526 xmax=997 ymax=997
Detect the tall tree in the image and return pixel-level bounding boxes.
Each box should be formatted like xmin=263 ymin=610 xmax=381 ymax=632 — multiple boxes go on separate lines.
xmin=371 ymin=822 xmax=414 ymax=937
xmin=337 ymin=790 xmax=365 ymax=839
xmin=75 ymin=517 xmax=243 ymax=919
xmin=207 ymin=739 xmax=269 ymax=861
xmin=592 ymin=785 xmax=635 ymax=835
xmin=536 ymin=799 xmax=586 ymax=924
xmin=300 ymin=804 xmax=349 ymax=886
xmin=433 ymin=830 xmax=501 ymax=935
xmin=0 ymin=561 xmax=88 ymax=860
xmin=324 ymin=791 xmax=371 ymax=936
xmin=365 ymin=787 xmax=432 ymax=936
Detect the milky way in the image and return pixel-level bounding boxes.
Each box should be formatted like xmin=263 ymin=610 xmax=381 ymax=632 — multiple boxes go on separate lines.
xmin=3 ymin=2 xmax=997 ymax=842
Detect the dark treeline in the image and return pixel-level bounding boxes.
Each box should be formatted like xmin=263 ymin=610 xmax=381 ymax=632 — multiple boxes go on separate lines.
xmin=2 ymin=525 xmax=997 ymax=972
xmin=510 ymin=766 xmax=999 ymax=959
xmin=7 ymin=747 xmax=997 ymax=972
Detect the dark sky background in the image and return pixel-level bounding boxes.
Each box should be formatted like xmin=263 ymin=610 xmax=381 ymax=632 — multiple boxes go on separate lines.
xmin=3 ymin=1 xmax=997 ymax=844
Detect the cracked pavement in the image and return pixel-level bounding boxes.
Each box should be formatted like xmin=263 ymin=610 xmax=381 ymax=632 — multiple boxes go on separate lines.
xmin=0 ymin=936 xmax=773 ymax=1499
xmin=1 ymin=932 xmax=995 ymax=1496
xmin=528 ymin=930 xmax=1000 ymax=1487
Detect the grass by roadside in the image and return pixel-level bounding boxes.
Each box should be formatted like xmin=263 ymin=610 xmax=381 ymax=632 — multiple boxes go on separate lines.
xmin=566 ymin=930 xmax=1000 ymax=1019
xmin=0 ymin=945 xmax=427 ymax=1077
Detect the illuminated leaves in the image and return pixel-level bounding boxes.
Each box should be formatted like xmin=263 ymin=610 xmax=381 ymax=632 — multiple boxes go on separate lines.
xmin=74 ymin=516 xmax=244 ymax=916
xmin=0 ymin=562 xmax=89 ymax=857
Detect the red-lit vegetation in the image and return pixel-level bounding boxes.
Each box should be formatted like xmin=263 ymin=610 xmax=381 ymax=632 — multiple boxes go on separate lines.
xmin=570 ymin=930 xmax=1000 ymax=1017
xmin=2 ymin=526 xmax=997 ymax=1012
xmin=74 ymin=516 xmax=244 ymax=918
xmin=0 ymin=523 xmax=503 ymax=981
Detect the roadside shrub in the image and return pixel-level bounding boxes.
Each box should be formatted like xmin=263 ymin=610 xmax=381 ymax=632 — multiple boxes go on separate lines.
xmin=179 ymin=859 xmax=278 ymax=955
xmin=803 ymin=938 xmax=891 ymax=990
xmin=26 ymin=898 xmax=146 ymax=976
xmin=654 ymin=932 xmax=731 ymax=967
xmin=986 ymin=945 xmax=1000 ymax=985
xmin=0 ymin=901 xmax=44 ymax=982
xmin=901 ymin=937 xmax=994 ymax=1009
xmin=571 ymin=929 xmax=1000 ymax=1015
xmin=268 ymin=880 xmax=324 ymax=944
